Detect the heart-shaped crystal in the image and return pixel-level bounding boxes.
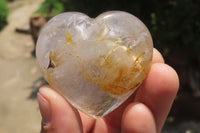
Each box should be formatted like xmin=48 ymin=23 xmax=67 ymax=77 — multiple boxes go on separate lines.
xmin=36 ymin=11 xmax=153 ymax=118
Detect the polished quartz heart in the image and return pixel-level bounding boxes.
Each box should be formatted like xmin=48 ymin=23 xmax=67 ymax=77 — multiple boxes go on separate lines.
xmin=36 ymin=11 xmax=153 ymax=118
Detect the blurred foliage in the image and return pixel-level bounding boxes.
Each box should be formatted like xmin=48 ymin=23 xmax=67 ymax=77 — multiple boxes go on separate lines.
xmin=36 ymin=0 xmax=200 ymax=57
xmin=0 ymin=0 xmax=9 ymax=31
xmin=35 ymin=0 xmax=65 ymax=17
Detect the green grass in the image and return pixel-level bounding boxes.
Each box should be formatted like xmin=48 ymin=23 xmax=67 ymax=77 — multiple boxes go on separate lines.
xmin=35 ymin=0 xmax=64 ymax=17
xmin=0 ymin=0 xmax=9 ymax=30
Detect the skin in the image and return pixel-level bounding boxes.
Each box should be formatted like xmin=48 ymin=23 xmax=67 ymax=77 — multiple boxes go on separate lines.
xmin=37 ymin=48 xmax=179 ymax=133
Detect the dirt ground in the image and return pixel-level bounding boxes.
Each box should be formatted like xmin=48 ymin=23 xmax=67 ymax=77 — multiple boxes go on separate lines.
xmin=0 ymin=0 xmax=44 ymax=132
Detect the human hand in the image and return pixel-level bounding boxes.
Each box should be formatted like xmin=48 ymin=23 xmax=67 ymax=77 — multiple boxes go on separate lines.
xmin=37 ymin=48 xmax=179 ymax=133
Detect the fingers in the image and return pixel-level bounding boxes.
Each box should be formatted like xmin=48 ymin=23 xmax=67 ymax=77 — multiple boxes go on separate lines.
xmin=79 ymin=111 xmax=96 ymax=133
xmin=37 ymin=86 xmax=83 ymax=133
xmin=152 ymin=48 xmax=164 ymax=64
xmin=122 ymin=103 xmax=156 ymax=133
xmin=135 ymin=63 xmax=179 ymax=132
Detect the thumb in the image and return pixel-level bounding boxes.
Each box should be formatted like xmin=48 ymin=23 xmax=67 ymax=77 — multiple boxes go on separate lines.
xmin=37 ymin=86 xmax=83 ymax=133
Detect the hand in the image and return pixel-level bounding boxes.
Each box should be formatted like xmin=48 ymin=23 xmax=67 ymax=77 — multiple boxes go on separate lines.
xmin=37 ymin=48 xmax=179 ymax=133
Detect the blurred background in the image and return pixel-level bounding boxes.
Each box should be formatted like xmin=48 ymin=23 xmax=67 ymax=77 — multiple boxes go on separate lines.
xmin=0 ymin=0 xmax=199 ymax=132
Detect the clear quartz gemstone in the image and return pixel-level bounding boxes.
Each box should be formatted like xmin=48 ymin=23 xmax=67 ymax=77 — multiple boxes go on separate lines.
xmin=36 ymin=11 xmax=153 ymax=118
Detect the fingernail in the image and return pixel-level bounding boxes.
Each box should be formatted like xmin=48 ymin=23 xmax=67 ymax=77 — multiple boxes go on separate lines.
xmin=37 ymin=87 xmax=52 ymax=128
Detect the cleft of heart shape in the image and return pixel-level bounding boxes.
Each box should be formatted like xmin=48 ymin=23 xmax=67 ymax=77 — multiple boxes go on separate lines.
xmin=36 ymin=11 xmax=153 ymax=118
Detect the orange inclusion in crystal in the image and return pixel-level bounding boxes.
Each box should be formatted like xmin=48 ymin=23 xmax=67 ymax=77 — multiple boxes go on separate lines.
xmin=126 ymin=48 xmax=132 ymax=54
xmin=81 ymin=48 xmax=148 ymax=95
xmin=65 ymin=31 xmax=72 ymax=43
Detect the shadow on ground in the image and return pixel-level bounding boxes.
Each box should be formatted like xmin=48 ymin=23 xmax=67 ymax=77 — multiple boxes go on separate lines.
xmin=28 ymin=77 xmax=47 ymax=99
